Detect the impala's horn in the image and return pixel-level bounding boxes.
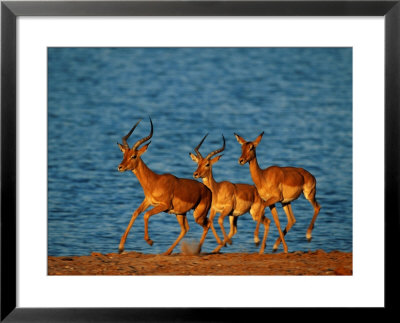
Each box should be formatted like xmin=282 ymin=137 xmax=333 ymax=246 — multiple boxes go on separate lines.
xmin=194 ymin=134 xmax=208 ymax=159
xmin=121 ymin=119 xmax=141 ymax=149
xmin=132 ymin=117 xmax=153 ymax=151
xmin=206 ymin=135 xmax=225 ymax=160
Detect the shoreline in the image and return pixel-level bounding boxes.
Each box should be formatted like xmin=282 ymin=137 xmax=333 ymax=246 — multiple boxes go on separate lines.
xmin=48 ymin=249 xmax=352 ymax=276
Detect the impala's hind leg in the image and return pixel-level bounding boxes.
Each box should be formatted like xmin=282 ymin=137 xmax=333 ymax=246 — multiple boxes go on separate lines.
xmin=143 ymin=204 xmax=168 ymax=246
xmin=259 ymin=214 xmax=271 ymax=254
xmin=304 ymin=188 xmax=321 ymax=242
xmin=250 ymin=204 xmax=263 ymax=246
xmin=252 ymin=203 xmax=271 ymax=254
xmin=253 ymin=220 xmax=261 ymax=246
xmin=193 ymin=199 xmax=212 ymax=253
xmin=163 ymin=214 xmax=187 ymax=255
xmin=184 ymin=215 xmax=190 ymax=231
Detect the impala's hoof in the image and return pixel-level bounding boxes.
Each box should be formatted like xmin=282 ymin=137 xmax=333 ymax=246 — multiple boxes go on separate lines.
xmin=254 ymin=241 xmax=260 ymax=247
xmin=146 ymin=239 xmax=154 ymax=246
xmin=118 ymin=248 xmax=124 ymax=254
xmin=162 ymin=251 xmax=172 ymax=256
xmin=217 ymin=241 xmax=226 ymax=247
xmin=212 ymin=246 xmax=222 ymax=254
xmin=226 ymin=239 xmax=233 ymax=245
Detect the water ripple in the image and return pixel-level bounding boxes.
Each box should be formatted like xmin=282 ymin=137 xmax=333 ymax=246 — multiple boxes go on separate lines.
xmin=48 ymin=48 xmax=352 ymax=256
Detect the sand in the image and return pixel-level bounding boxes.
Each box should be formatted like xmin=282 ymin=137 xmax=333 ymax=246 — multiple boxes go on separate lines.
xmin=48 ymin=249 xmax=352 ymax=276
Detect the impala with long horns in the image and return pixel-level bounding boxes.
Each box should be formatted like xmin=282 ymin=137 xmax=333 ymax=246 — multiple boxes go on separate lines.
xmin=190 ymin=134 xmax=271 ymax=254
xmin=235 ymin=132 xmax=321 ymax=253
xmin=117 ymin=118 xmax=212 ymax=255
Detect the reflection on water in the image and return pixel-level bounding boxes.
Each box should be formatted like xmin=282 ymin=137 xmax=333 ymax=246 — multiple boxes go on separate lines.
xmin=48 ymin=48 xmax=352 ymax=256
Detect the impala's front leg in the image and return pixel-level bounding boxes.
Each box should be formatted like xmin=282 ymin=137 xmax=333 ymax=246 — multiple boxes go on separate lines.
xmin=273 ymin=203 xmax=296 ymax=250
xmin=119 ymin=199 xmax=150 ymax=253
xmin=227 ymin=216 xmax=238 ymax=245
xmin=208 ymin=208 xmax=223 ymax=245
xmin=218 ymin=207 xmax=233 ymax=243
xmin=143 ymin=204 xmax=169 ymax=246
xmin=266 ymin=200 xmax=288 ymax=253
xmin=253 ymin=219 xmax=261 ymax=246
xmin=212 ymin=208 xmax=232 ymax=253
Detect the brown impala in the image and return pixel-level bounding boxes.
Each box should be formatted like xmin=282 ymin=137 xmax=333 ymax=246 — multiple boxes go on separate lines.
xmin=117 ymin=118 xmax=212 ymax=255
xmin=235 ymin=132 xmax=321 ymax=253
xmin=190 ymin=134 xmax=271 ymax=254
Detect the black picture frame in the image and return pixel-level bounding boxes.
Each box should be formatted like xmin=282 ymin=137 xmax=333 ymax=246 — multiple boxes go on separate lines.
xmin=1 ymin=0 xmax=398 ymax=321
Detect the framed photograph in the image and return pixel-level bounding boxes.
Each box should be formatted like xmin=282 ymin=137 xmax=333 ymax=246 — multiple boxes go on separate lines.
xmin=1 ymin=0 xmax=398 ymax=320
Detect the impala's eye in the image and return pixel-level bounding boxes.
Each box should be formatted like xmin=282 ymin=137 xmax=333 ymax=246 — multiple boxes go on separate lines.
xmin=131 ymin=155 xmax=137 ymax=159
xmin=249 ymin=145 xmax=254 ymax=151
xmin=205 ymin=163 xmax=210 ymax=167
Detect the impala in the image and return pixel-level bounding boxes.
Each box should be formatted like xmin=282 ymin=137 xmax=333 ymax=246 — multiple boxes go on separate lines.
xmin=190 ymin=134 xmax=271 ymax=254
xmin=235 ymin=132 xmax=321 ymax=253
xmin=117 ymin=118 xmax=212 ymax=255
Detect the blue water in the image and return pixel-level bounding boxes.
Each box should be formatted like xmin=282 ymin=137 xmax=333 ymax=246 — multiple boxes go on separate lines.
xmin=48 ymin=47 xmax=352 ymax=256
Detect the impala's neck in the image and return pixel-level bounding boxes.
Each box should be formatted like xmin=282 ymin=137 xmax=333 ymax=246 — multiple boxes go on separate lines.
xmin=202 ymin=169 xmax=219 ymax=193
xmin=248 ymin=156 xmax=263 ymax=187
xmin=132 ymin=158 xmax=159 ymax=191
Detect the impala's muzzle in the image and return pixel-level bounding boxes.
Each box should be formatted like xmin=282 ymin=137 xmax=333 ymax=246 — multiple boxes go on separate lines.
xmin=118 ymin=165 xmax=126 ymax=172
xmin=193 ymin=172 xmax=200 ymax=179
xmin=238 ymin=158 xmax=246 ymax=165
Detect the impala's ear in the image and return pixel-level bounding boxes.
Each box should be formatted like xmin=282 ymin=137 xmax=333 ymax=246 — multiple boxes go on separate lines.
xmin=189 ymin=152 xmax=199 ymax=163
xmin=234 ymin=133 xmax=246 ymax=145
xmin=118 ymin=143 xmax=126 ymax=153
xmin=210 ymin=154 xmax=223 ymax=165
xmin=137 ymin=142 xmax=151 ymax=156
xmin=253 ymin=132 xmax=264 ymax=147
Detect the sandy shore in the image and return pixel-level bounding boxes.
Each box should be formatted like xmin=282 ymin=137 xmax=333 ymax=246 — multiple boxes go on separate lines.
xmin=48 ymin=249 xmax=352 ymax=276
